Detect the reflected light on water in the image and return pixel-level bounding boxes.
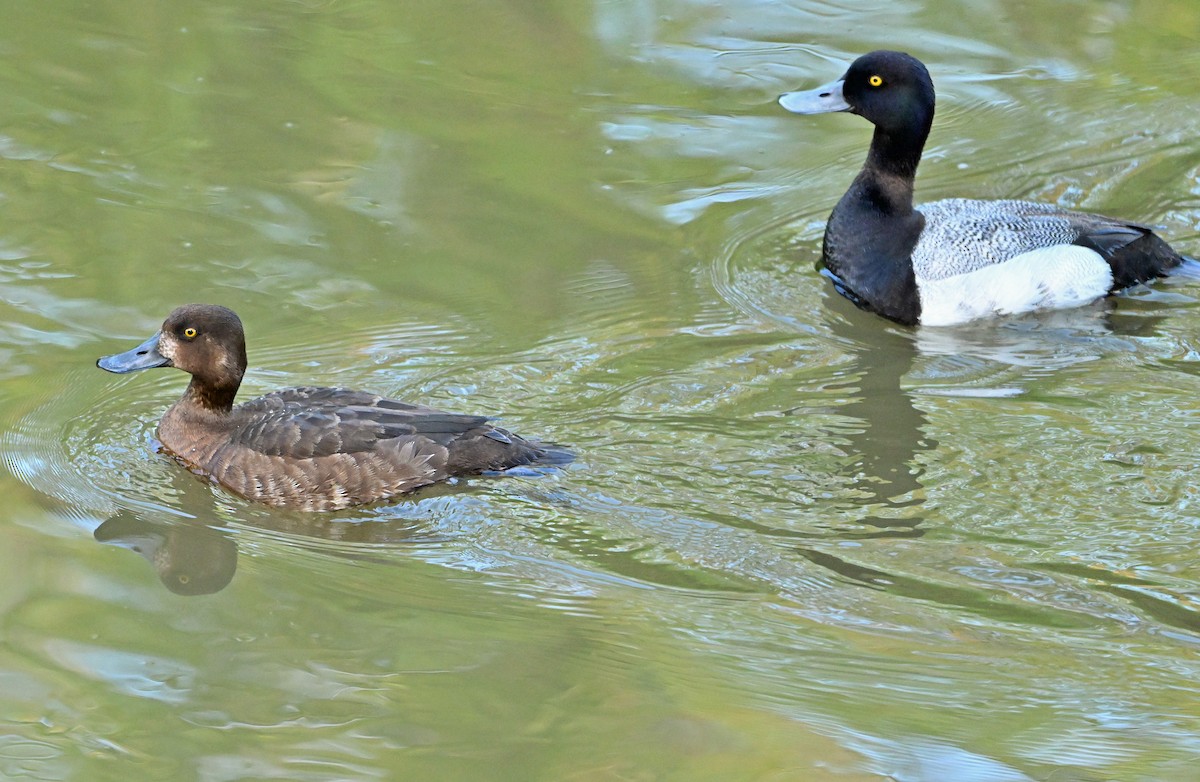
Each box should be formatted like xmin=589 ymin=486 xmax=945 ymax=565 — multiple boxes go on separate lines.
xmin=2 ymin=0 xmax=1200 ymax=779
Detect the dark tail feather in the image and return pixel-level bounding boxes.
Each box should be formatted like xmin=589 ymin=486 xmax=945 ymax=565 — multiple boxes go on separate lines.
xmin=1168 ymin=256 xmax=1200 ymax=280
xmin=480 ymin=441 xmax=573 ymax=478
xmin=532 ymin=442 xmax=574 ymax=466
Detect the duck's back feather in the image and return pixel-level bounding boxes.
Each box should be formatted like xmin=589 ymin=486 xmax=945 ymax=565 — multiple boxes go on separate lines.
xmin=913 ymin=198 xmax=1181 ymax=287
xmin=233 ymin=387 xmax=495 ymax=458
xmin=158 ymin=385 xmax=559 ymax=511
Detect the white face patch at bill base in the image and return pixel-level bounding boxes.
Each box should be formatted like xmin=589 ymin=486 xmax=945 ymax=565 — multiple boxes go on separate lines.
xmin=155 ymin=333 xmax=177 ymax=361
xmin=916 ymin=245 xmax=1114 ymax=327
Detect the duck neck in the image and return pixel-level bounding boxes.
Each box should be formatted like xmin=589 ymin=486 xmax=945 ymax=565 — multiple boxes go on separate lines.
xmin=182 ymin=377 xmax=240 ymax=414
xmin=860 ymin=121 xmax=930 ymax=213
xmin=822 ymin=120 xmax=931 ymax=325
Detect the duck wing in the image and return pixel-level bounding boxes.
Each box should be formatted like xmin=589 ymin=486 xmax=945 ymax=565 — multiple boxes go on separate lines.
xmin=913 ymin=199 xmax=1079 ymax=280
xmin=231 ymin=387 xmax=500 ymax=459
xmin=914 ymin=199 xmax=1179 ymax=288
xmin=190 ymin=386 xmax=563 ymax=511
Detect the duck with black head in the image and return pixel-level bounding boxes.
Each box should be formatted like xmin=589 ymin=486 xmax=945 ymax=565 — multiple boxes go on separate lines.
xmin=779 ymin=50 xmax=1188 ymax=326
xmin=97 ymin=304 xmax=571 ymax=512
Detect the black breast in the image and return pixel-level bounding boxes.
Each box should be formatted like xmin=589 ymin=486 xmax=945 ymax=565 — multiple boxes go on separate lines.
xmin=823 ymin=179 xmax=925 ymax=325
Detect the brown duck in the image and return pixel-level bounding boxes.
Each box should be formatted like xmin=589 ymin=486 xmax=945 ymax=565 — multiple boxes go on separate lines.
xmin=97 ymin=304 xmax=570 ymax=512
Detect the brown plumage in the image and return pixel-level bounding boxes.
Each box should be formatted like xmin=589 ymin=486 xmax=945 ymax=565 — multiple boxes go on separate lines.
xmin=97 ymin=304 xmax=570 ymax=512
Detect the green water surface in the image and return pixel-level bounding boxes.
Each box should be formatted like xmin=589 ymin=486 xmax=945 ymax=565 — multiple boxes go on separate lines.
xmin=2 ymin=1 xmax=1200 ymax=780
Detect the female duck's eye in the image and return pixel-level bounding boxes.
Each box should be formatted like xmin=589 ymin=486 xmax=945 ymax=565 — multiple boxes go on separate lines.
xmin=868 ymin=75 xmax=884 ymax=87
xmin=183 ymin=327 xmax=198 ymax=339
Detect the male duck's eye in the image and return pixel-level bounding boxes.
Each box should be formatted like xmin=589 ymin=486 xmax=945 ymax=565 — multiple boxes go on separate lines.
xmin=183 ymin=327 xmax=198 ymax=339
xmin=868 ymin=75 xmax=884 ymax=87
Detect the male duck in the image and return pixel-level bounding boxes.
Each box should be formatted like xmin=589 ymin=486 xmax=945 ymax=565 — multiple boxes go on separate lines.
xmin=98 ymin=304 xmax=570 ymax=512
xmin=779 ymin=50 xmax=1186 ymax=326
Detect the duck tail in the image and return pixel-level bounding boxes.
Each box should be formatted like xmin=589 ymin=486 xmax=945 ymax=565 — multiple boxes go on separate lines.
xmin=481 ymin=441 xmax=573 ymax=478
xmin=1169 ymin=255 xmax=1200 ymax=280
xmin=532 ymin=442 xmax=575 ymax=466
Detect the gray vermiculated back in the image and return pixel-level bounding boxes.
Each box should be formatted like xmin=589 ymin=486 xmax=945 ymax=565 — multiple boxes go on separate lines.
xmin=912 ymin=199 xmax=1082 ymax=281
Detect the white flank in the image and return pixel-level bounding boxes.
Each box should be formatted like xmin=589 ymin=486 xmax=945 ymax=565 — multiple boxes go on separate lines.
xmin=917 ymin=245 xmax=1113 ymax=327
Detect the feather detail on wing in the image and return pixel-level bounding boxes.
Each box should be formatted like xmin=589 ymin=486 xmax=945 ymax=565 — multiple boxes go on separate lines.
xmin=232 ymin=387 xmax=493 ymax=458
xmin=912 ymin=198 xmax=1158 ymax=282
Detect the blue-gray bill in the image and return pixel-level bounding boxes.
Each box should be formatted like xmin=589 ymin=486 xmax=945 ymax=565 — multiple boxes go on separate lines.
xmin=97 ymin=333 xmax=171 ymax=373
xmin=778 ymin=79 xmax=851 ymax=114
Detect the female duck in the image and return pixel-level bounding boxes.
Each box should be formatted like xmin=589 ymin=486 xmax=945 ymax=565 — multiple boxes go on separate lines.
xmin=98 ymin=304 xmax=569 ymax=512
xmin=779 ymin=50 xmax=1186 ymax=326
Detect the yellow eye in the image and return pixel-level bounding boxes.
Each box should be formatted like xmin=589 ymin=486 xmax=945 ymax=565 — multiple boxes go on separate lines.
xmin=869 ymin=75 xmax=884 ymax=87
xmin=183 ymin=327 xmax=198 ymax=339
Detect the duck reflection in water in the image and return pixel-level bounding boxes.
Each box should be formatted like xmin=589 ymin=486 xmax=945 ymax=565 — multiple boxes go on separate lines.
xmin=95 ymin=510 xmax=238 ymax=596
xmin=792 ymin=288 xmax=1176 ymax=586
xmin=820 ymin=294 xmax=932 ymax=535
